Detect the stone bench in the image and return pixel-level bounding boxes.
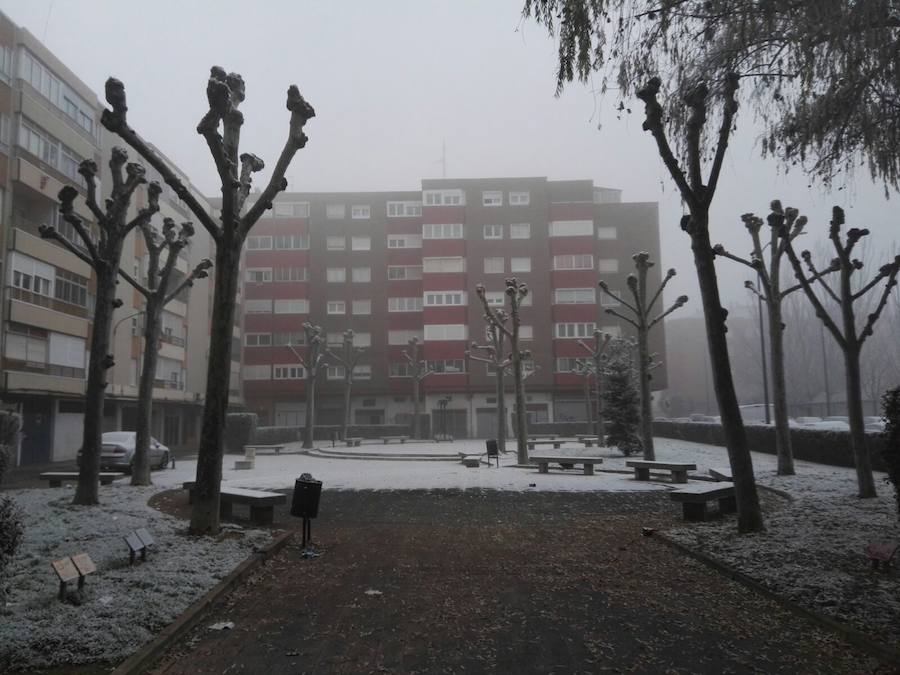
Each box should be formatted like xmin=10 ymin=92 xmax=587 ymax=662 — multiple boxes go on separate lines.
xmin=41 ymin=471 xmax=123 ymax=488
xmin=345 ymin=437 xmax=363 ymax=447
xmin=183 ymin=481 xmax=286 ymax=525
xmin=626 ymin=460 xmax=697 ymax=484
xmin=708 ymin=466 xmax=733 ymax=482
xmin=670 ymin=484 xmax=736 ymax=521
xmin=381 ymin=436 xmax=409 ymax=444
xmin=531 ymin=455 xmax=603 ymax=476
xmin=244 ymin=444 xmax=285 ymax=456
xmin=577 ymin=436 xmax=600 ymax=447
xmin=527 ymin=439 xmax=564 ymax=450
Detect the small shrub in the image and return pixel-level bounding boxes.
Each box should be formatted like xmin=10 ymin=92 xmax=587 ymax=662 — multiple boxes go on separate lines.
xmin=253 ymin=426 xmax=300 ymax=445
xmin=603 ymin=341 xmax=642 ymax=456
xmin=882 ymin=386 xmax=900 ymax=520
xmin=0 ymin=412 xmax=20 ymax=450
xmin=224 ymin=413 xmax=257 ymax=453
xmin=0 ymin=443 xmax=24 ymax=609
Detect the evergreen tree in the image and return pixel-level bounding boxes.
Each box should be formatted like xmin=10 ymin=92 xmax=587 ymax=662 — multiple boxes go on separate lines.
xmin=602 ymin=341 xmax=642 ymax=456
xmin=882 ymin=386 xmax=900 ymax=520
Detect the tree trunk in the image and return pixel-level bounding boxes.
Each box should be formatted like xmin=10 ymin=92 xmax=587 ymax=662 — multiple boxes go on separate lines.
xmin=341 ymin=376 xmax=352 ymax=441
xmin=132 ymin=299 xmax=162 ymax=486
xmin=411 ymin=378 xmax=421 ymax=440
xmin=768 ymin=299 xmax=794 ymax=475
xmin=511 ymin=349 xmax=528 ymax=464
xmin=74 ymin=262 xmax=120 ymax=505
xmin=190 ymin=243 xmax=240 ymax=534
xmin=594 ymin=365 xmax=605 ymax=444
xmin=691 ymin=222 xmax=764 ymax=532
xmin=637 ymin=324 xmax=655 ymax=460
xmin=495 ymin=369 xmax=506 ymax=451
xmin=583 ymin=374 xmax=593 ymax=434
xmin=845 ymin=346 xmax=877 ymax=497
xmin=303 ymin=372 xmax=316 ymax=449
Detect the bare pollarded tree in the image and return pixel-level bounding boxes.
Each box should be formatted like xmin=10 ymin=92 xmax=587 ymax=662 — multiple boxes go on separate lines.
xmin=466 ymin=309 xmax=510 ymax=451
xmin=325 ymin=329 xmax=368 ymax=441
xmin=98 ymin=70 xmax=315 ymax=533
xmin=39 ymin=155 xmax=160 ymax=505
xmin=781 ymin=206 xmax=900 ymax=498
xmin=578 ymin=330 xmax=613 ymax=442
xmin=598 ymin=253 xmax=687 ymax=460
xmin=402 ymin=337 xmax=431 ymax=439
xmin=573 ymin=359 xmax=596 ymax=431
xmin=289 ymin=323 xmax=327 ymax=450
xmin=118 ymin=218 xmax=212 ymax=485
xmin=475 ymin=279 xmax=530 ymax=464
xmin=714 ymin=202 xmax=838 ymax=476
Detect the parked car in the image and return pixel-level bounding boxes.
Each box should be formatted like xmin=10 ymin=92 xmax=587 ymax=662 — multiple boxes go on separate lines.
xmin=792 ymin=416 xmax=823 ymax=426
xmin=824 ymin=416 xmax=849 ymax=423
xmin=864 ymin=416 xmax=886 ymax=433
xmin=805 ymin=420 xmax=850 ymax=431
xmin=78 ymin=432 xmax=170 ymax=472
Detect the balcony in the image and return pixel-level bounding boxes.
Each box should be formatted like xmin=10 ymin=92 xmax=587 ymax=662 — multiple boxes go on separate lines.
xmin=10 ymin=224 xmax=93 ymax=278
xmin=3 ymin=368 xmax=85 ymax=395
xmin=8 ymin=296 xmax=88 ymax=338
xmin=15 ymin=156 xmax=94 ymax=222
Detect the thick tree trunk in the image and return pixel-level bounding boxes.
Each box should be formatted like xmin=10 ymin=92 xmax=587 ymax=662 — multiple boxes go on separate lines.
xmin=583 ymin=374 xmax=593 ymax=434
xmin=341 ymin=377 xmax=352 ymax=441
xmin=512 ymin=349 xmax=528 ymax=464
xmin=495 ymin=370 xmax=506 ymax=451
xmin=768 ymin=300 xmax=794 ymax=475
xmin=190 ymin=243 xmax=240 ymax=534
xmin=691 ymin=222 xmax=764 ymax=532
xmin=303 ymin=373 xmax=316 ymax=449
xmin=637 ymin=326 xmax=655 ymax=459
xmin=594 ymin=367 xmax=605 ymax=444
xmin=845 ymin=347 xmax=877 ymax=497
xmin=74 ymin=262 xmax=120 ymax=505
xmin=132 ymin=300 xmax=162 ymax=486
xmin=411 ymin=378 xmax=421 ymax=440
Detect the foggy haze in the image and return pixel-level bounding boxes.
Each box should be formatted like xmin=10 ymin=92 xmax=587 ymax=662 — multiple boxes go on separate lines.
xmin=2 ymin=0 xmax=897 ymax=314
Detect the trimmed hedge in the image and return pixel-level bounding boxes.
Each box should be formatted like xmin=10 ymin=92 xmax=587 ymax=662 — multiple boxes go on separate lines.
xmin=224 ymin=413 xmax=258 ymax=453
xmin=247 ymin=423 xmax=432 ymax=445
xmin=522 ymin=422 xmax=596 ymax=437
xmin=653 ymin=420 xmax=886 ymax=471
xmin=253 ymin=426 xmax=300 ymax=445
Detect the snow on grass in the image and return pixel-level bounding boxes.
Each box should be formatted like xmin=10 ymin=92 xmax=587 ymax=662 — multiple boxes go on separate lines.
xmin=0 ymin=485 xmax=272 ymax=670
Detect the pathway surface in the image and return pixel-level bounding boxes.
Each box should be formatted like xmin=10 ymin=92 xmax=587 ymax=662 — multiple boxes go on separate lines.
xmin=148 ymin=489 xmax=885 ymax=674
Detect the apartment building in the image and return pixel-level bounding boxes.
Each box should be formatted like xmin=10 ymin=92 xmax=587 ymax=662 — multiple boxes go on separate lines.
xmin=234 ymin=177 xmax=665 ymax=438
xmin=0 ymin=13 xmax=223 ymax=465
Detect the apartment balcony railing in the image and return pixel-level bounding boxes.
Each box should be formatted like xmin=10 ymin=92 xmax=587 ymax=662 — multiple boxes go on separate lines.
xmin=154 ymin=379 xmax=185 ymax=391
xmin=7 ymin=286 xmax=90 ymax=319
xmin=160 ymin=333 xmax=186 ymax=348
xmin=3 ymin=357 xmax=85 ymax=380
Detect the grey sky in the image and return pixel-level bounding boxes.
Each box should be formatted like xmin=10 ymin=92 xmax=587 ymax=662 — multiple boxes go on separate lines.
xmin=2 ymin=0 xmax=897 ymax=312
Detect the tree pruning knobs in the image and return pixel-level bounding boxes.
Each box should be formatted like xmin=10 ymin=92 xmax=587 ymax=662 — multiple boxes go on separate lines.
xmin=627 ymin=274 xmax=638 ymax=290
xmin=475 ymin=284 xmax=486 ymax=298
xmin=598 ymin=279 xmax=610 ymax=291
xmin=743 ymin=279 xmax=755 ymax=290
xmin=675 ymin=295 xmax=689 ymax=307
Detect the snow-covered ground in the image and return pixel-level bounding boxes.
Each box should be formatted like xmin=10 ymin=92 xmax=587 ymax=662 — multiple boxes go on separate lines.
xmin=0 ymin=485 xmax=271 ymax=670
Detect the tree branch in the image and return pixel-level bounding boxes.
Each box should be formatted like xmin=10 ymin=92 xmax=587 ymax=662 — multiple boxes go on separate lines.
xmin=597 ymin=280 xmax=637 ymax=314
xmin=649 ymin=295 xmax=689 ymax=329
xmin=704 ymin=72 xmax=740 ymax=206
xmin=117 ymin=265 xmax=150 ymax=298
xmin=859 ymin=258 xmax=900 ymax=344
xmin=603 ymin=307 xmax=640 ymax=329
xmin=37 ymin=224 xmax=95 ymax=268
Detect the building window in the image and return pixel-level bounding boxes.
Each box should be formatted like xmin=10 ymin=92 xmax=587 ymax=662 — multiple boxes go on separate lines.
xmin=353 ymin=364 xmax=372 ymax=379
xmin=483 ymin=224 xmax=503 ymax=239
xmin=326 ymin=236 xmax=346 ymax=250
xmin=326 ymin=332 xmax=344 ymax=346
xmin=549 ymin=220 xmax=593 ymax=237
xmin=246 ymin=268 xmax=273 ymax=283
xmin=353 ymin=332 xmax=372 ymax=347
xmin=351 ymin=205 xmax=371 ymax=219
xmin=509 ymin=223 xmax=531 ymax=239
xmin=519 ymin=325 xmax=534 ymax=340
xmin=387 ymin=265 xmax=423 ymax=280
xmin=388 ymin=297 xmax=422 ymax=312
xmin=509 ymin=191 xmax=530 ymax=206
xmin=351 ymin=236 xmax=371 ymax=251
xmin=352 ymin=267 xmax=371 ymax=283
xmin=387 ymin=201 xmax=422 ymax=217
xmin=245 ymin=333 xmax=272 ymax=346
xmin=274 ymin=202 xmax=311 ymax=218
xmin=554 ymin=288 xmax=595 ymax=304
xmin=327 ymin=365 xmax=347 ymax=379
xmin=274 ymin=233 xmax=309 ymax=250
xmin=600 ymin=290 xmax=622 ymax=307
xmin=327 ymin=300 xmax=346 ymax=315
xmin=427 ymin=359 xmax=465 ymax=374
xmin=273 ymin=267 xmax=308 ymax=282
xmin=423 ymin=257 xmax=465 ymax=273
xmin=484 ymin=291 xmax=504 ymax=306
xmin=388 ymin=330 xmax=423 ymax=345
xmin=244 ymin=299 xmax=273 ymax=314
xmin=352 ymin=299 xmax=372 ymax=315
xmin=274 ymin=298 xmax=310 ymax=314
xmin=597 ymin=258 xmax=619 ymax=273
xmin=423 ymin=189 xmax=465 ymax=206
xmin=273 ymin=331 xmax=305 ymax=346
xmin=424 ymin=324 xmax=467 ymax=341
xmin=274 ymin=364 xmax=305 ymax=379
xmin=326 ymin=204 xmax=346 ymax=219
xmin=54 ymin=269 xmax=88 ymax=307
xmin=553 ymin=254 xmax=594 ymax=270
xmin=243 ymin=364 xmax=271 ymax=380
xmin=484 ymin=257 xmax=504 ymax=274
xmin=387 ymin=234 xmax=423 ymax=249
xmin=247 ymin=235 xmax=273 ymax=250
xmin=424 ymin=291 xmax=465 ymax=306
xmin=482 ymin=191 xmax=503 ymax=206
xmin=389 ymin=362 xmax=412 ymax=377
xmin=554 ymin=323 xmax=596 ymax=338
xmin=326 ymin=267 xmax=347 ymax=283
xmin=597 ymin=226 xmax=618 ymax=240
xmin=510 ymin=257 xmax=531 ymax=273
xmin=555 ymin=357 xmax=581 ymax=373
xmin=422 ymin=223 xmax=464 ymax=239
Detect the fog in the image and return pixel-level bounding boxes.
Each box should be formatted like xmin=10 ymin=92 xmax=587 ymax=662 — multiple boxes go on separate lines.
xmin=2 ymin=0 xmax=898 ymax=313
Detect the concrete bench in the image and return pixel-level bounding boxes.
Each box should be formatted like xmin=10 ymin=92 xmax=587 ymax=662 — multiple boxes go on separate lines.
xmin=183 ymin=481 xmax=286 ymax=525
xmin=345 ymin=437 xmax=363 ymax=447
xmin=527 ymin=439 xmax=564 ymax=450
xmin=244 ymin=444 xmax=285 ymax=456
xmin=41 ymin=471 xmax=123 ymax=487
xmin=626 ymin=460 xmax=697 ymax=484
xmin=670 ymin=484 xmax=736 ymax=521
xmin=577 ymin=436 xmax=600 ymax=447
xmin=708 ymin=466 xmax=733 ymax=482
xmin=531 ymin=455 xmax=603 ymax=476
xmin=381 ymin=435 xmax=409 ymax=444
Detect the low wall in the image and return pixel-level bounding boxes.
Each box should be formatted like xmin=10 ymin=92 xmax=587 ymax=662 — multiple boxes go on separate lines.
xmin=652 ymin=420 xmax=886 ymax=472
xmin=251 ymin=421 xmax=432 ymax=445
xmin=521 ymin=421 xmax=596 ymax=437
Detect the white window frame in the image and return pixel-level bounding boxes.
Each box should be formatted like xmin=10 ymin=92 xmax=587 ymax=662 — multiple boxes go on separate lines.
xmin=273 ymin=364 xmax=305 ymax=379
xmin=326 ymin=204 xmax=346 ymax=219
xmin=244 ymin=299 xmax=273 ymax=314
xmin=388 ymin=330 xmax=423 ymax=345
xmin=483 ymin=224 xmax=503 ymax=239
xmin=597 ymin=226 xmax=618 ymax=240
xmin=352 ymin=299 xmax=372 ymax=315
xmin=549 ymin=220 xmax=593 ymax=237
xmin=509 ymin=223 xmax=531 ymax=239
xmin=597 ymin=258 xmax=619 ymax=273
xmin=510 ymin=257 xmax=531 ymax=273
xmin=243 ymin=364 xmax=271 ymax=380
xmin=553 ymin=288 xmax=596 ymax=304
xmin=422 ymin=223 xmax=464 ymax=239
xmin=387 ymin=265 xmax=423 ymax=280
xmin=327 ymin=300 xmax=346 ymax=315
xmin=326 ymin=236 xmax=346 ymax=251
xmin=274 ymin=298 xmax=310 ymax=314
xmin=483 ymin=257 xmax=504 ymax=274
xmin=244 ymin=332 xmax=272 ymax=347
xmin=554 ymin=322 xmax=597 ymax=339
xmin=387 ymin=234 xmax=423 ymax=249
xmin=245 ymin=267 xmax=272 ymax=283
xmin=351 ymin=205 xmax=371 ymax=219
xmin=246 ymin=235 xmax=273 ymax=250
xmin=509 ymin=191 xmax=530 ymax=206
xmin=326 ymin=267 xmax=347 ymax=283
xmin=553 ymin=254 xmax=594 ymax=270
xmin=424 ymin=324 xmax=468 ymax=341
xmin=423 ymin=189 xmax=465 ymax=206
xmin=386 ymin=201 xmax=422 ymax=217
xmin=424 ymin=291 xmax=466 ymax=307
xmin=388 ymin=297 xmax=422 ymax=312
xmin=482 ymin=190 xmax=503 ymax=207
xmin=351 ymin=236 xmax=371 ymax=251
xmin=352 ymin=267 xmax=371 ymax=283
xmin=423 ymin=257 xmax=465 ymax=273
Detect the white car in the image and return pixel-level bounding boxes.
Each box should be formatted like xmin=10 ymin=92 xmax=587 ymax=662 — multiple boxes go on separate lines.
xmin=78 ymin=432 xmax=170 ymax=472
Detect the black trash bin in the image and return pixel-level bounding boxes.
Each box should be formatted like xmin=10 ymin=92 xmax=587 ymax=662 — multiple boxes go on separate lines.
xmin=291 ymin=474 xmax=323 ymax=518
xmin=485 ymin=439 xmax=499 ymax=467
